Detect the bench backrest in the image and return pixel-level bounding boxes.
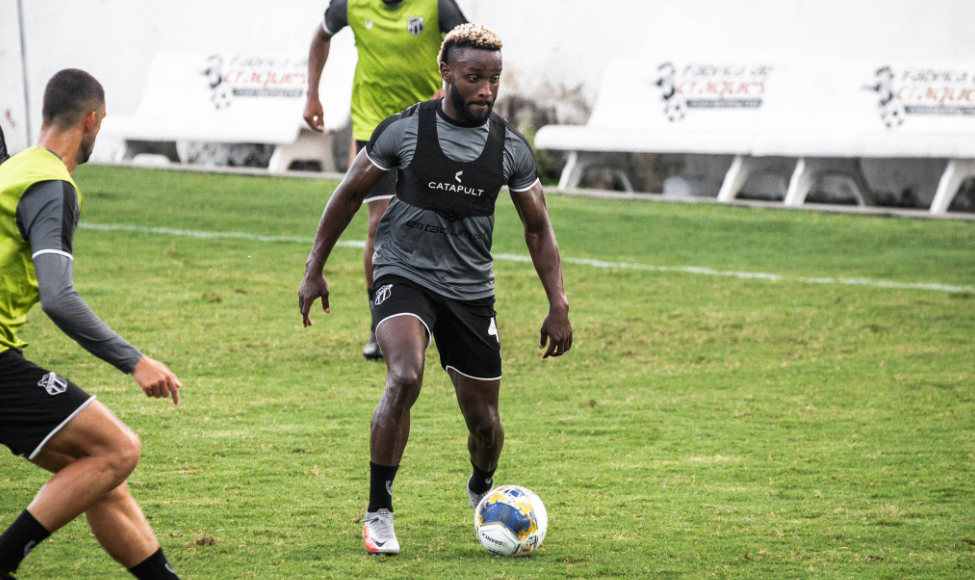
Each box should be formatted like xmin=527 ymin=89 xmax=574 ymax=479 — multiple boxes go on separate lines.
xmin=574 ymin=59 xmax=975 ymax=157
xmin=106 ymin=47 xmax=355 ymax=143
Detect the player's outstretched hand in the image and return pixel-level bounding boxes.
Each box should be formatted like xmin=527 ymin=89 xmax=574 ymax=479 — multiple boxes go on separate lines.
xmin=539 ymin=307 xmax=572 ymax=358
xmin=132 ymin=356 xmax=182 ymax=405
xmin=303 ymin=98 xmax=325 ymax=132
xmin=298 ymin=272 xmax=331 ymax=327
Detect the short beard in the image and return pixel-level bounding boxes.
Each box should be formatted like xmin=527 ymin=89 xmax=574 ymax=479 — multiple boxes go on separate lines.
xmin=78 ymin=136 xmax=96 ymax=165
xmin=448 ymin=83 xmax=493 ymax=125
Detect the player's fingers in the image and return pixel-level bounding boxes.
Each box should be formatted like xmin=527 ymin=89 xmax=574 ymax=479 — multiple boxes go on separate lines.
xmin=564 ymin=334 xmax=573 ymax=353
xmin=322 ymin=295 xmax=330 ymax=314
xmin=299 ymin=294 xmax=313 ymax=326
xmin=539 ymin=331 xmax=548 ymax=349
xmin=169 ymin=379 xmax=180 ymax=405
xmin=543 ymin=338 xmax=557 ymax=359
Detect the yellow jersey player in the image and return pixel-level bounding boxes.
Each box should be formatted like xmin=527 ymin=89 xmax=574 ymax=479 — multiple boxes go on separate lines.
xmin=303 ymin=0 xmax=468 ymax=360
xmin=0 ymin=69 xmax=183 ymax=580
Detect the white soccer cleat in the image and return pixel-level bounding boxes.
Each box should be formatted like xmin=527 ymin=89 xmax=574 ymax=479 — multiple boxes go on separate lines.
xmin=362 ymin=509 xmax=400 ymax=554
xmin=468 ymin=474 xmax=494 ymax=510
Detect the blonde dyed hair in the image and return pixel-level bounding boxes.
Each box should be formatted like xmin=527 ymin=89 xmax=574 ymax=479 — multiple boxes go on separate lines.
xmin=438 ymin=23 xmax=503 ymax=67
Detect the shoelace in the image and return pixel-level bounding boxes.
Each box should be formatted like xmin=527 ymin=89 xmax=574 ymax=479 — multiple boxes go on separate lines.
xmin=363 ymin=511 xmax=394 ymax=538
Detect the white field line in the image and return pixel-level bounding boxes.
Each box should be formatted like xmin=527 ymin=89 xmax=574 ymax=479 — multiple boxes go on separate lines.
xmin=79 ymin=222 xmax=975 ymax=294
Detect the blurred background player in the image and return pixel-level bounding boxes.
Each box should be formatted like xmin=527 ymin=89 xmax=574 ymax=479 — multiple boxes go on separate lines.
xmin=0 ymin=69 xmax=183 ymax=580
xmin=298 ymin=24 xmax=573 ymax=554
xmin=303 ymin=0 xmax=468 ymax=360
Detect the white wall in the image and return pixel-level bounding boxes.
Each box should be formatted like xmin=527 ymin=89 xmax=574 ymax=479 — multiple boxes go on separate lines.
xmin=0 ymin=0 xmax=30 ymax=153
xmin=469 ymin=0 xmax=975 ymax=101
xmin=7 ymin=0 xmax=975 ymax=155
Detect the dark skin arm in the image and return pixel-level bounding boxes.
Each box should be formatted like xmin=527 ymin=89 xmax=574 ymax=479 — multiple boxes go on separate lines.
xmin=303 ymin=24 xmax=332 ymax=132
xmin=510 ymin=182 xmax=573 ymax=358
xmin=298 ymin=150 xmax=387 ymax=325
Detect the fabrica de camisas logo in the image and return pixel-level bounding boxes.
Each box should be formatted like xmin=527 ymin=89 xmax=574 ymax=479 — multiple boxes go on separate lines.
xmin=864 ymin=66 xmax=975 ymax=129
xmin=201 ymin=54 xmax=309 ymax=110
xmin=655 ymin=62 xmax=772 ymax=122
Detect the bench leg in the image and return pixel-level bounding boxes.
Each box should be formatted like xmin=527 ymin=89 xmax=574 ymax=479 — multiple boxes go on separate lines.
xmin=785 ymin=159 xmax=813 ymax=207
xmin=717 ymin=155 xmax=747 ymax=202
xmin=930 ymin=159 xmax=975 ymax=214
xmin=785 ymin=157 xmax=871 ymax=207
xmin=557 ymin=152 xmax=636 ymax=191
xmin=558 ymin=152 xmax=582 ymax=190
xmin=719 ymin=156 xmax=795 ymax=202
xmin=269 ymin=129 xmax=336 ymax=173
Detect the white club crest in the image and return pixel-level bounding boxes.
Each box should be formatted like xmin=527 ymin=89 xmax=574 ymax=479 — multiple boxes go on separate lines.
xmin=38 ymin=372 xmax=68 ymax=396
xmin=374 ymin=284 xmax=393 ymax=306
xmin=407 ymin=16 xmax=425 ymax=36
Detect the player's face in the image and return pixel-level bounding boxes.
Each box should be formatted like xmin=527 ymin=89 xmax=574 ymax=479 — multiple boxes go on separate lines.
xmin=78 ymin=104 xmax=106 ymax=165
xmin=446 ymin=49 xmax=502 ymax=124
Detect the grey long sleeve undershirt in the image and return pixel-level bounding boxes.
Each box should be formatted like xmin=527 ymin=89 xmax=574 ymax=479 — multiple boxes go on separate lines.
xmin=17 ymin=180 xmax=143 ymax=373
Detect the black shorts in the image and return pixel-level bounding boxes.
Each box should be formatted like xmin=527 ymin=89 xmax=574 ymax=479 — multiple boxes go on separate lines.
xmin=372 ymin=275 xmax=502 ymax=380
xmin=357 ymin=140 xmax=396 ymax=203
xmin=0 ymin=349 xmax=95 ymax=459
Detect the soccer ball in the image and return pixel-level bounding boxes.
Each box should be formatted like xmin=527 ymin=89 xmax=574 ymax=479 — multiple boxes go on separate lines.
xmin=474 ymin=485 xmax=547 ymax=557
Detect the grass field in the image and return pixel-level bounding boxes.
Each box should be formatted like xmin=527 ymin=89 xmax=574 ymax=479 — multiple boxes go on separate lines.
xmin=1 ymin=165 xmax=973 ymax=579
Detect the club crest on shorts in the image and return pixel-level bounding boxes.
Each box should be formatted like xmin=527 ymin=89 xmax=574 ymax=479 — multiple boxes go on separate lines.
xmin=375 ymin=284 xmax=393 ymax=306
xmin=38 ymin=372 xmax=68 ymax=396
xmin=407 ymin=16 xmax=425 ymax=36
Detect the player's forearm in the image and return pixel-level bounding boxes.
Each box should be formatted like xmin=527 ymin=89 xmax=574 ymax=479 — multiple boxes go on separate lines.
xmin=305 ymin=185 xmax=363 ymax=273
xmin=306 ymin=27 xmax=331 ymax=98
xmin=524 ymin=226 xmax=569 ymax=313
xmin=35 ymin=255 xmax=143 ymax=373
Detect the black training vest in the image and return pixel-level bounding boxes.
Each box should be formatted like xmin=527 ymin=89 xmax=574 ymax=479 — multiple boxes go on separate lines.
xmin=395 ymin=100 xmax=506 ymax=222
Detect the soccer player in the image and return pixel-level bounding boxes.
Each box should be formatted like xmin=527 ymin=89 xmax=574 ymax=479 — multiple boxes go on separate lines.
xmin=303 ymin=0 xmax=468 ymax=360
xmin=0 ymin=69 xmax=183 ymax=579
xmin=298 ymin=24 xmax=573 ymax=554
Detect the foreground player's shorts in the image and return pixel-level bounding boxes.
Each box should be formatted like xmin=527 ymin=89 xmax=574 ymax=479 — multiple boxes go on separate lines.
xmin=356 ymin=141 xmax=396 ymax=203
xmin=0 ymin=349 xmax=95 ymax=459
xmin=373 ymin=275 xmax=502 ymax=381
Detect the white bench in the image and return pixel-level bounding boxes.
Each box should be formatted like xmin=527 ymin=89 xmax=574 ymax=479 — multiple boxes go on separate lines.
xmin=535 ymin=59 xmax=975 ymax=214
xmin=100 ymin=49 xmax=356 ymax=172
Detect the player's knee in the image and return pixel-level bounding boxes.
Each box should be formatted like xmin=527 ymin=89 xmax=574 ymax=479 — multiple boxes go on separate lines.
xmin=385 ymin=368 xmax=423 ymax=405
xmin=471 ymin=413 xmax=503 ymax=446
xmin=105 ymin=430 xmax=141 ymax=482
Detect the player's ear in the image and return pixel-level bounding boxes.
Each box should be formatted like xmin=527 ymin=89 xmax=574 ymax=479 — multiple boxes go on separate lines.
xmin=82 ymin=109 xmax=97 ymax=133
xmin=440 ymin=60 xmax=451 ymax=83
